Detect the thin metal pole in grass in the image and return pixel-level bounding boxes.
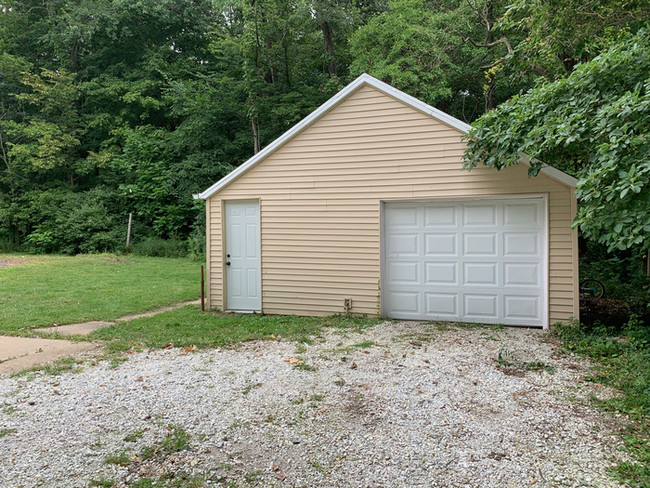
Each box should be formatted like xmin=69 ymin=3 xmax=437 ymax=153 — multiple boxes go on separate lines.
xmin=125 ymin=212 xmax=132 ymax=248
xmin=200 ymin=265 xmax=205 ymax=311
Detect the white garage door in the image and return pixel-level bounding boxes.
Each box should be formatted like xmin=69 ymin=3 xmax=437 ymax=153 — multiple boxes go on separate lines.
xmin=382 ymin=198 xmax=546 ymax=327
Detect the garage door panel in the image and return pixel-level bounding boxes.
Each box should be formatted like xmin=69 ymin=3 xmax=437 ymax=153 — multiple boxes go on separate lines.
xmin=425 ymin=293 xmax=457 ymax=316
xmin=504 ymin=263 xmax=540 ymax=286
xmin=504 ymin=233 xmax=539 ymax=256
xmin=425 ymin=233 xmax=457 ymax=256
xmin=386 ymin=233 xmax=418 ymax=256
xmin=504 ymin=296 xmax=540 ymax=320
xmin=504 ymin=202 xmax=540 ymax=227
xmin=383 ymin=198 xmax=546 ymax=327
xmin=464 ymin=233 xmax=497 ymax=256
xmin=464 ymin=294 xmax=498 ymax=318
xmin=463 ymin=204 xmax=497 ymax=226
xmin=425 ymin=205 xmax=456 ymax=227
xmin=387 ymin=261 xmax=419 ymax=284
xmin=425 ymin=262 xmax=457 ymax=285
xmin=463 ymin=263 xmax=497 ymax=286
xmin=386 ymin=291 xmax=420 ymax=314
xmin=385 ymin=206 xmax=418 ymax=228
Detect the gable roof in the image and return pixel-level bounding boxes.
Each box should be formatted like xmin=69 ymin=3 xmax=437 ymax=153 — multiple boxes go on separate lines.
xmin=196 ymin=74 xmax=576 ymax=199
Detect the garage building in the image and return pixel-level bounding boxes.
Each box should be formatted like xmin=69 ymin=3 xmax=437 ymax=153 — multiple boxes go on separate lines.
xmin=196 ymin=74 xmax=579 ymax=328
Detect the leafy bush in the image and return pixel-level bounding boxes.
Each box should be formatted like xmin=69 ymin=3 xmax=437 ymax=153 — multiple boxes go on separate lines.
xmin=131 ymin=237 xmax=188 ymax=258
xmin=0 ymin=239 xmax=20 ymax=252
xmin=186 ymin=220 xmax=205 ymax=261
xmin=580 ymin=297 xmax=632 ymax=331
xmin=580 ymin=241 xmax=649 ymax=307
xmin=22 ymin=187 xmax=125 ymax=254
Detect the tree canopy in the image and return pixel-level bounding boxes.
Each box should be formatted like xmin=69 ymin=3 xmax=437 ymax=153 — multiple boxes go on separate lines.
xmin=0 ymin=0 xmax=647 ymax=254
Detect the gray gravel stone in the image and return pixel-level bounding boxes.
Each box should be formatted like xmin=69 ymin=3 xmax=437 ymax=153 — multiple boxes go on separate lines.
xmin=0 ymin=322 xmax=630 ymax=487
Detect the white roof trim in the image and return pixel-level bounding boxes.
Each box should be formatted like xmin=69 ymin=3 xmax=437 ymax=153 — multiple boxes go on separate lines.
xmin=197 ymin=73 xmax=575 ymax=199
xmin=518 ymin=153 xmax=578 ymax=188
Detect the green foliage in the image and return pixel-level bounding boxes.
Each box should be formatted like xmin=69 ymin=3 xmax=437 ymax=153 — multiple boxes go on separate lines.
xmin=350 ymin=0 xmax=457 ymax=104
xmin=500 ymin=0 xmax=650 ymax=77
xmin=19 ymin=187 xmax=125 ymax=254
xmin=349 ymin=0 xmax=502 ymax=120
xmin=580 ymin=241 xmax=649 ymax=308
xmin=465 ymin=31 xmax=650 ymax=252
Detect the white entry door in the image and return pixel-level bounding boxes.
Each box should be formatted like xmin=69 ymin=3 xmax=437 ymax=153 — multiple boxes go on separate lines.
xmin=225 ymin=201 xmax=261 ymax=311
xmin=383 ymin=198 xmax=546 ymax=327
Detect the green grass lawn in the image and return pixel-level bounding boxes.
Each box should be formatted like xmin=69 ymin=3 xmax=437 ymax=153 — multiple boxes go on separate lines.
xmin=0 ymin=253 xmax=200 ymax=333
xmin=90 ymin=305 xmax=382 ymax=353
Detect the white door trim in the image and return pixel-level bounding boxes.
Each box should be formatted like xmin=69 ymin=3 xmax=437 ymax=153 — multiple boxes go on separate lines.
xmin=380 ymin=195 xmax=549 ymax=328
xmin=224 ymin=199 xmax=262 ymax=312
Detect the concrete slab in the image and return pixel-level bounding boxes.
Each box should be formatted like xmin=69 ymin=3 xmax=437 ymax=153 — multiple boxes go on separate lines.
xmin=37 ymin=321 xmax=115 ymax=336
xmin=0 ymin=336 xmax=102 ymax=375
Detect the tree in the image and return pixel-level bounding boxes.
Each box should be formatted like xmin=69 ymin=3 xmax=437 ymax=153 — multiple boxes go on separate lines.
xmin=348 ymin=0 xmax=529 ymax=121
xmin=498 ymin=0 xmax=650 ymax=79
xmin=463 ymin=31 xmax=650 ymax=252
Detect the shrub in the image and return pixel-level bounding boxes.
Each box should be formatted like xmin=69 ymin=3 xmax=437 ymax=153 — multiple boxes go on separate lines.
xmin=131 ymin=237 xmax=188 ymax=258
xmin=580 ymin=297 xmax=633 ymax=331
xmin=187 ymin=226 xmax=205 ymax=261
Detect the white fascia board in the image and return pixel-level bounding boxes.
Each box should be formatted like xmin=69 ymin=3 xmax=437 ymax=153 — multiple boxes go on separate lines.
xmin=197 ymin=73 xmax=576 ymax=198
xmin=539 ymin=165 xmax=579 ymax=188
xmin=518 ymin=153 xmax=578 ymax=188
xmin=362 ymin=74 xmax=473 ymax=133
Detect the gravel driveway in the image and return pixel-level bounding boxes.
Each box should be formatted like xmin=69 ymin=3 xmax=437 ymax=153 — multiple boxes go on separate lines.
xmin=0 ymin=322 xmax=628 ymax=488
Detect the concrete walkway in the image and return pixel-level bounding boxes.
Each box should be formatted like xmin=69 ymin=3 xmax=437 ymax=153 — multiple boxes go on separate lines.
xmin=0 ymin=299 xmax=200 ymax=374
xmin=36 ymin=299 xmax=200 ymax=336
xmin=0 ymin=338 xmax=101 ymax=375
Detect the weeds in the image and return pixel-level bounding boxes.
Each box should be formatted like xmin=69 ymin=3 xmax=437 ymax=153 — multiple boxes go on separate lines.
xmin=1 ymin=403 xmax=16 ymax=415
xmin=242 ymin=382 xmax=263 ymax=395
xmin=496 ymin=349 xmax=555 ymax=374
xmin=103 ymin=451 xmax=131 ymax=466
xmin=0 ymin=428 xmax=17 ymax=438
xmin=89 ymin=479 xmax=115 ymax=487
xmin=91 ymin=309 xmax=381 ymax=353
xmin=123 ymin=430 xmax=145 ymax=442
xmin=555 ymin=320 xmax=650 ymax=487
xmin=141 ymin=425 xmax=190 ymax=460
xmin=11 ymin=357 xmax=84 ymax=378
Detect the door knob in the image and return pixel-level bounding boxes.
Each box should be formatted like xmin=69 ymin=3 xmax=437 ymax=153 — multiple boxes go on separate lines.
xmin=226 ymin=261 xmax=231 ymax=266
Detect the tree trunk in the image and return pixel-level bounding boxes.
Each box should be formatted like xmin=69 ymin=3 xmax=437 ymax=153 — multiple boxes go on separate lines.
xmin=265 ymin=38 xmax=276 ymax=83
xmin=485 ymin=71 xmax=496 ymax=111
xmin=70 ymin=39 xmax=80 ymax=73
xmin=251 ymin=117 xmax=260 ymax=154
xmin=316 ymin=11 xmax=337 ymax=77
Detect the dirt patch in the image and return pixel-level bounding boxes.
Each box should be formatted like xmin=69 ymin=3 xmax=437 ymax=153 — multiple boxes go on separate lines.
xmin=36 ymin=321 xmax=116 ymax=337
xmin=0 ymin=258 xmax=32 ymax=269
xmin=115 ymin=299 xmax=200 ymax=321
xmin=105 ymin=257 xmax=134 ymax=264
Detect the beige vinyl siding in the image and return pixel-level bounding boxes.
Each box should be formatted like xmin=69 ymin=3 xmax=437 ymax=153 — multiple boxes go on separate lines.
xmin=207 ymin=84 xmax=578 ymax=324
